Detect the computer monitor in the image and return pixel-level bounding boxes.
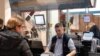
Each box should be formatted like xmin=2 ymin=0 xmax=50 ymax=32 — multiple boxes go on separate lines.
xmin=82 ymin=32 xmax=94 ymax=41
xmin=82 ymin=32 xmax=94 ymax=46
xmin=34 ymin=15 xmax=45 ymax=25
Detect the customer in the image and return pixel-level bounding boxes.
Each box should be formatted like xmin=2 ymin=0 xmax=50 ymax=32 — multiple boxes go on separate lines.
xmin=45 ymin=23 xmax=76 ymax=56
xmin=88 ymin=22 xmax=100 ymax=39
xmin=88 ymin=22 xmax=100 ymax=52
xmin=80 ymin=22 xmax=100 ymax=56
xmin=0 ymin=16 xmax=33 ymax=56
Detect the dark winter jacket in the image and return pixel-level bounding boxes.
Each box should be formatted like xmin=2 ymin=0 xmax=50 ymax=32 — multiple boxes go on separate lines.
xmin=89 ymin=25 xmax=100 ymax=39
xmin=50 ymin=34 xmax=70 ymax=56
xmin=0 ymin=30 xmax=33 ymax=56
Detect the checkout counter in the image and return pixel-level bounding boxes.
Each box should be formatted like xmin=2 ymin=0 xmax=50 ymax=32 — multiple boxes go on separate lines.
xmin=26 ymin=32 xmax=100 ymax=56
xmin=71 ymin=32 xmax=100 ymax=56
xmin=28 ymin=39 xmax=44 ymax=56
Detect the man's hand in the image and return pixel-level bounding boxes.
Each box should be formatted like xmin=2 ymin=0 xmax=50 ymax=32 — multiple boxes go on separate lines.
xmin=66 ymin=54 xmax=71 ymax=56
xmin=66 ymin=50 xmax=76 ymax=56
xmin=44 ymin=47 xmax=50 ymax=53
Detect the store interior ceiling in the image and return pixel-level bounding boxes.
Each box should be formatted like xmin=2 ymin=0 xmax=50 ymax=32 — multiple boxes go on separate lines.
xmin=9 ymin=0 xmax=96 ymax=11
xmin=61 ymin=0 xmax=100 ymax=15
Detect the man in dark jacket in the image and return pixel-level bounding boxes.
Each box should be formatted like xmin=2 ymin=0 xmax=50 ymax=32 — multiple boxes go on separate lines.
xmin=0 ymin=16 xmax=33 ymax=56
xmin=45 ymin=23 xmax=76 ymax=56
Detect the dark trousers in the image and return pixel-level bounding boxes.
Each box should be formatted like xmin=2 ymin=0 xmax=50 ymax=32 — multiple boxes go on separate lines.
xmin=79 ymin=46 xmax=91 ymax=56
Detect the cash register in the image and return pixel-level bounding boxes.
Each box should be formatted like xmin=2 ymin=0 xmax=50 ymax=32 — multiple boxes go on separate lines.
xmin=30 ymin=40 xmax=44 ymax=56
xmin=82 ymin=32 xmax=94 ymax=46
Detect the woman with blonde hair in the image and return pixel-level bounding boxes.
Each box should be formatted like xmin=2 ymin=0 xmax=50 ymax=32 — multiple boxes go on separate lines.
xmin=0 ymin=15 xmax=33 ymax=56
xmin=88 ymin=22 xmax=99 ymax=39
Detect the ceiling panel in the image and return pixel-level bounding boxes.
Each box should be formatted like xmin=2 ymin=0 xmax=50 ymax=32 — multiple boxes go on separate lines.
xmin=9 ymin=0 xmax=96 ymax=11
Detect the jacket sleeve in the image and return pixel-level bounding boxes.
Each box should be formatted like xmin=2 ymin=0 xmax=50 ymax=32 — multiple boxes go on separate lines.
xmin=20 ymin=39 xmax=33 ymax=56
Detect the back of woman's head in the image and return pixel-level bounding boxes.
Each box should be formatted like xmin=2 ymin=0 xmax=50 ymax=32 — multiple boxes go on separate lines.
xmin=88 ymin=22 xmax=95 ymax=28
xmin=6 ymin=15 xmax=25 ymax=30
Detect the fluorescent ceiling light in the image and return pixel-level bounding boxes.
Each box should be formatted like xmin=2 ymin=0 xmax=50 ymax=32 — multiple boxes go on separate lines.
xmin=93 ymin=13 xmax=100 ymax=15
xmin=62 ymin=10 xmax=67 ymax=13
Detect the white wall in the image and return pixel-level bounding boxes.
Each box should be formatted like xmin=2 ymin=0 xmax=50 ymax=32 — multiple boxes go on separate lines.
xmin=32 ymin=10 xmax=59 ymax=46
xmin=5 ymin=0 xmax=11 ymax=25
xmin=31 ymin=11 xmax=47 ymax=46
xmin=30 ymin=10 xmax=59 ymax=46
xmin=48 ymin=10 xmax=59 ymax=41
xmin=0 ymin=0 xmax=5 ymax=20
xmin=0 ymin=0 xmax=11 ymax=25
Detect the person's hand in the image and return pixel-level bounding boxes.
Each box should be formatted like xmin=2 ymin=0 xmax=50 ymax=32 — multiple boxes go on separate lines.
xmin=41 ymin=52 xmax=54 ymax=56
xmin=44 ymin=47 xmax=50 ymax=53
xmin=66 ymin=54 xmax=71 ymax=56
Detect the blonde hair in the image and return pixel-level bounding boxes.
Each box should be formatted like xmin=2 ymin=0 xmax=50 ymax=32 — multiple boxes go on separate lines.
xmin=6 ymin=15 xmax=25 ymax=29
xmin=88 ymin=22 xmax=95 ymax=28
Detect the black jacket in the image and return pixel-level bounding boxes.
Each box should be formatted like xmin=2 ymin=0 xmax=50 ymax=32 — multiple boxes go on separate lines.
xmin=50 ymin=34 xmax=70 ymax=56
xmin=89 ymin=25 xmax=100 ymax=39
xmin=0 ymin=30 xmax=33 ymax=56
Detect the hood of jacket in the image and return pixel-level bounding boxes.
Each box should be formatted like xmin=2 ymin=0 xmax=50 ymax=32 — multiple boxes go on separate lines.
xmin=0 ymin=30 xmax=22 ymax=50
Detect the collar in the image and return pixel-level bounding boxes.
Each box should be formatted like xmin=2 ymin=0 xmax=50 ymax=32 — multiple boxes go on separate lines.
xmin=56 ymin=34 xmax=64 ymax=39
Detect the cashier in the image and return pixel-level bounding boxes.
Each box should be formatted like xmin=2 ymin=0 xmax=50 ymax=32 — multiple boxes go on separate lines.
xmin=45 ymin=23 xmax=76 ymax=56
